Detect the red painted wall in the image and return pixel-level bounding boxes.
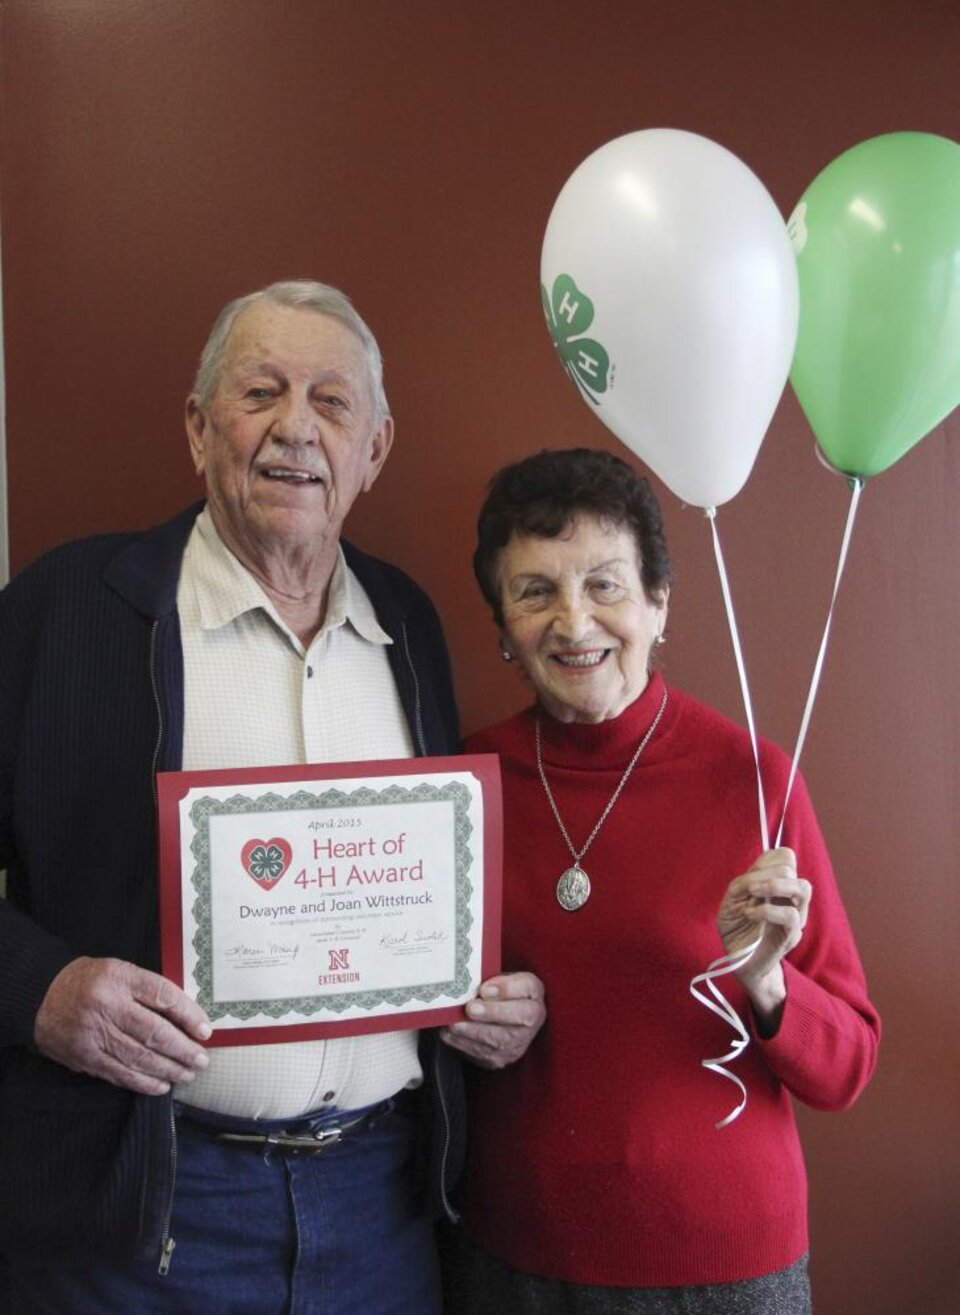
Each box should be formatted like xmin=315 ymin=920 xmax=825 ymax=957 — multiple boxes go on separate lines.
xmin=2 ymin=3 xmax=958 ymax=1309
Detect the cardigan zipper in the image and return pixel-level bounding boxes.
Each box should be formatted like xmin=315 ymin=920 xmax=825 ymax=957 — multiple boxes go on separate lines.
xmin=399 ymin=622 xmax=459 ymax=1219
xmin=148 ymin=620 xmax=164 ymax=807
xmin=399 ymin=622 xmax=427 ymax=756
xmin=157 ymin=1102 xmax=178 ymax=1275
xmin=433 ymin=1044 xmax=459 ymax=1223
xmin=149 ymin=619 xmax=179 ymax=1272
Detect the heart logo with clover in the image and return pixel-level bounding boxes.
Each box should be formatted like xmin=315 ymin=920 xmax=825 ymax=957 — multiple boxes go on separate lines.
xmin=240 ymin=837 xmax=292 ymax=892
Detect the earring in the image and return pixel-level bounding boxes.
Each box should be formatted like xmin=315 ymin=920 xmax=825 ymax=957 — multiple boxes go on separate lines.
xmin=499 ymin=641 xmax=514 ymax=663
xmin=654 ymin=632 xmax=666 ymax=646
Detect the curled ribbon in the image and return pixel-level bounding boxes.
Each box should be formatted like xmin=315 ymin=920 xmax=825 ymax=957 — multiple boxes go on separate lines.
xmin=689 ymin=932 xmax=761 ymax=1128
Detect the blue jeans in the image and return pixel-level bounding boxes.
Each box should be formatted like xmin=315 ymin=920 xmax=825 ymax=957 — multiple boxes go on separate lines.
xmin=7 ymin=1099 xmax=441 ymax=1314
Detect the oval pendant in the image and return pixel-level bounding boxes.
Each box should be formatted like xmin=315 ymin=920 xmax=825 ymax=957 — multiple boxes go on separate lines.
xmin=556 ymin=865 xmax=591 ymax=911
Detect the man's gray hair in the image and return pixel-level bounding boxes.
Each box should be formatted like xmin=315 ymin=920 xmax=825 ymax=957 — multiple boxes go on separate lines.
xmin=192 ymin=279 xmax=389 ymax=422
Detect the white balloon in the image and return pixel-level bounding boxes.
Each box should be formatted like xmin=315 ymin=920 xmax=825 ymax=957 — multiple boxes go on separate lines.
xmin=541 ymin=129 xmax=799 ymax=508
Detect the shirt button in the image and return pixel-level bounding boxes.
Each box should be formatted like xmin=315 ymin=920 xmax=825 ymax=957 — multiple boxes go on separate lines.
xmin=306 ymin=666 xmax=314 ymax=678
xmin=323 ymin=1090 xmax=336 ymax=1103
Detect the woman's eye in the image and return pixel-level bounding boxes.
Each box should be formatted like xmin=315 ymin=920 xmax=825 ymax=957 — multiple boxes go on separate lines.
xmin=590 ymin=579 xmax=623 ymax=599
xmin=246 ymin=387 xmax=273 ymax=401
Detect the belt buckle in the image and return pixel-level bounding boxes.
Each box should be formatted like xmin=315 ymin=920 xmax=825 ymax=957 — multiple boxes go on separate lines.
xmin=274 ymin=1126 xmax=344 ymax=1155
xmin=210 ymin=1104 xmax=380 ymax=1155
xmin=214 ymin=1120 xmax=354 ymax=1155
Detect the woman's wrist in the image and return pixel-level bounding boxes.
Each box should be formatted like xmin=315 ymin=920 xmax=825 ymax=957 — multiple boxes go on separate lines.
xmin=742 ymin=964 xmax=787 ymax=1038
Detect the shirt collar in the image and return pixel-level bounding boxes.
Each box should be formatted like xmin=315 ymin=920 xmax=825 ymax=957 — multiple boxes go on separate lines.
xmin=190 ymin=506 xmax=392 ymax=646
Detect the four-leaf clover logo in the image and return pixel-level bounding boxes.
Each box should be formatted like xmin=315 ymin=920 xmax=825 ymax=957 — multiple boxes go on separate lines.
xmin=241 ymin=836 xmax=293 ymax=891
xmin=541 ymin=274 xmax=610 ymax=404
xmin=248 ymin=844 xmax=286 ymax=880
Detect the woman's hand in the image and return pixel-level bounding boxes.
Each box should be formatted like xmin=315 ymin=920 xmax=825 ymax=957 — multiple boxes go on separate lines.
xmin=716 ymin=848 xmax=813 ymax=1034
xmin=439 ymin=971 xmax=546 ymax=1069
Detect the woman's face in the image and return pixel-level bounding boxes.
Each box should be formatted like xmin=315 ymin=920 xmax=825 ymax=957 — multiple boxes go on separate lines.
xmin=497 ymin=514 xmax=668 ymax=724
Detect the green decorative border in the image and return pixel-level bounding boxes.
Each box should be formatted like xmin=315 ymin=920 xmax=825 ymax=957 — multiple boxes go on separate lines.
xmin=188 ymin=782 xmax=474 ymax=1022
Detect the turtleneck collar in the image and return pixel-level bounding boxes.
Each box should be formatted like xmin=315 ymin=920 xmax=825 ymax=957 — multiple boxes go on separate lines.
xmin=535 ymin=669 xmax=672 ymax=770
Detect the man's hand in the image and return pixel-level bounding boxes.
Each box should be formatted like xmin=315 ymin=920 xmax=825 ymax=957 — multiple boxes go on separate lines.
xmin=440 ymin=971 xmax=546 ymax=1070
xmin=34 ymin=957 xmax=212 ymax=1095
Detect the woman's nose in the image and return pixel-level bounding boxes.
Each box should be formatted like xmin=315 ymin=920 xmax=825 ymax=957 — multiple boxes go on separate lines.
xmin=552 ymin=593 xmax=592 ymax=639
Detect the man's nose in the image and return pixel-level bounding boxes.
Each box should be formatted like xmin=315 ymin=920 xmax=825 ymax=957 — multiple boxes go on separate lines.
xmin=273 ymin=392 xmax=319 ymax=443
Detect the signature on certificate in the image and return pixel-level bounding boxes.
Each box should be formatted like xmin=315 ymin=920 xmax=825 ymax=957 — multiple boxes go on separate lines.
xmin=379 ymin=928 xmax=449 ymax=952
xmin=224 ymin=942 xmax=300 ymax=964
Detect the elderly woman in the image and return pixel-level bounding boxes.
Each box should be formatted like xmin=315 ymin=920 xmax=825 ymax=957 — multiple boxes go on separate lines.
xmin=441 ymin=448 xmax=880 ymax=1315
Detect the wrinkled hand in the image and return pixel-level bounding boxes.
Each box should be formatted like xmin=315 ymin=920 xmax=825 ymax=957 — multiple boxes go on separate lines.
xmin=34 ymin=957 xmax=212 ymax=1095
xmin=716 ymin=848 xmax=812 ymax=1025
xmin=440 ymin=971 xmax=546 ymax=1070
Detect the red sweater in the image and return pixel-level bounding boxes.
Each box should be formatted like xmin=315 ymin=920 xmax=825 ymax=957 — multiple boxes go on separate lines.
xmin=461 ymin=672 xmax=880 ymax=1287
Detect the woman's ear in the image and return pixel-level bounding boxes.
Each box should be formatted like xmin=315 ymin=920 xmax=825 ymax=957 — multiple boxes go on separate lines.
xmin=652 ymin=585 xmax=670 ymax=645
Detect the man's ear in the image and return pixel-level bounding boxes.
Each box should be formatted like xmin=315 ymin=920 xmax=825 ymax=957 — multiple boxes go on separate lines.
xmin=361 ymin=415 xmax=395 ymax=493
xmin=185 ymin=396 xmax=207 ymax=477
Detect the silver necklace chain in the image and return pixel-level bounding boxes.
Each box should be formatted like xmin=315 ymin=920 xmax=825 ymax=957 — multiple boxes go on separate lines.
xmin=535 ymin=689 xmax=668 ymax=896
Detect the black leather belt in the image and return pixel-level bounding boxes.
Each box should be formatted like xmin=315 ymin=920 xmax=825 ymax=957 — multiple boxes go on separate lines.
xmin=214 ymin=1108 xmax=374 ymax=1155
xmin=180 ymin=1100 xmax=392 ymax=1157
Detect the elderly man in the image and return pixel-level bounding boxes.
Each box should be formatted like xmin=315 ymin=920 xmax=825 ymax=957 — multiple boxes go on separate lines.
xmin=0 ymin=280 xmax=544 ymax=1313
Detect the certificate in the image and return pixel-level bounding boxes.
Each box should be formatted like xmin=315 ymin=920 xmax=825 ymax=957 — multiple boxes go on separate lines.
xmin=157 ymin=755 xmax=501 ymax=1046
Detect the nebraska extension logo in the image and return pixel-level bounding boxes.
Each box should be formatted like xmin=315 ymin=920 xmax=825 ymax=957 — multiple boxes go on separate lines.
xmin=328 ymin=948 xmax=350 ymax=973
xmin=319 ymin=945 xmax=361 ymax=987
xmin=240 ymin=837 xmax=292 ymax=892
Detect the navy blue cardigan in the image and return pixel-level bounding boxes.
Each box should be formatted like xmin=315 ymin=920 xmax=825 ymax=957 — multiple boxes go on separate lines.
xmin=0 ymin=503 xmax=465 ymax=1261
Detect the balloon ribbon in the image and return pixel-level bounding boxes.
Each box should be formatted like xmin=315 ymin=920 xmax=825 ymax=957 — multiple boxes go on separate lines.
xmin=774 ymin=473 xmax=864 ymax=844
xmin=690 ymin=481 xmax=864 ymax=1126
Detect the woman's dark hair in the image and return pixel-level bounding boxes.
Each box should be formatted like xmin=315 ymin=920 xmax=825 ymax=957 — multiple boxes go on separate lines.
xmin=473 ymin=447 xmax=673 ymax=626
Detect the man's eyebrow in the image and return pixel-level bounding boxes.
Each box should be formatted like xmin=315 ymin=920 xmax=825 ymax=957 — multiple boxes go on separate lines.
xmin=231 ymin=357 xmax=355 ymax=387
xmin=231 ymin=357 xmax=282 ymax=375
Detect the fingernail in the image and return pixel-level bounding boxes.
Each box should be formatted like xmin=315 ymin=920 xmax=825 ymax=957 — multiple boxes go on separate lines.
xmin=193 ymin=1051 xmax=209 ymax=1070
xmin=480 ymin=984 xmax=500 ymax=999
xmin=197 ymin=1023 xmax=213 ymax=1040
xmin=467 ymin=1001 xmax=487 ymax=1018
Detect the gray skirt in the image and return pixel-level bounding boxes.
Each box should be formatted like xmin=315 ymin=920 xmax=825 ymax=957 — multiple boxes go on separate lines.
xmin=440 ymin=1228 xmax=812 ymax=1315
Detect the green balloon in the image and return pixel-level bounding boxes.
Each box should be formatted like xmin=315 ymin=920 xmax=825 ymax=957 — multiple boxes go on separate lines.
xmin=789 ymin=132 xmax=960 ymax=478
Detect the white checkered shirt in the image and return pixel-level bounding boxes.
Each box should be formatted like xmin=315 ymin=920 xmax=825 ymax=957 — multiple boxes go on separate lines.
xmin=173 ymin=508 xmax=422 ymax=1118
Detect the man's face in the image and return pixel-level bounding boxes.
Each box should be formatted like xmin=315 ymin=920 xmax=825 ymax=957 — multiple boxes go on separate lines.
xmin=186 ymin=302 xmax=393 ymax=566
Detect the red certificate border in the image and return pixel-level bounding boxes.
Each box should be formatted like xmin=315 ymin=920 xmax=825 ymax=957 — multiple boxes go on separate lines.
xmin=157 ymin=754 xmax=502 ymax=1046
